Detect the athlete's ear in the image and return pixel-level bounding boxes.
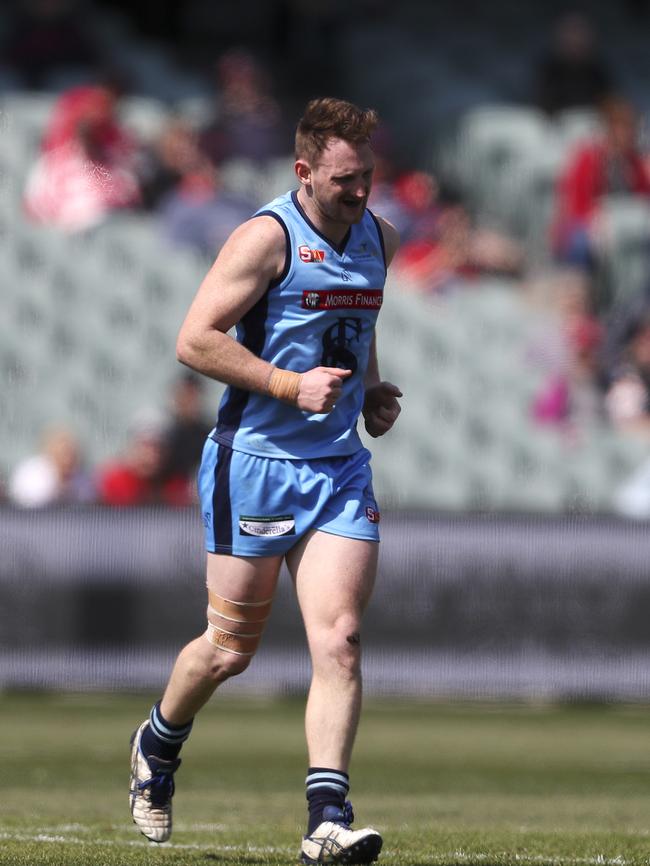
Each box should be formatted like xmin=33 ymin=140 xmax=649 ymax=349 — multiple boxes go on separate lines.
xmin=295 ymin=158 xmax=312 ymax=187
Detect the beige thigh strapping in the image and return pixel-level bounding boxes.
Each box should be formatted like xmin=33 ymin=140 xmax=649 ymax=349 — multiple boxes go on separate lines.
xmin=204 ymin=590 xmax=273 ymax=656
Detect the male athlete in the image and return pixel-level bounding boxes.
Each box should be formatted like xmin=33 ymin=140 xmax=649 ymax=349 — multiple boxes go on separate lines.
xmin=129 ymin=97 xmax=402 ymax=865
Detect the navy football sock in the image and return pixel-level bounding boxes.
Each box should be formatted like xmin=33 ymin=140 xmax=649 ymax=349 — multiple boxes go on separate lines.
xmin=139 ymin=701 xmax=193 ymax=762
xmin=305 ymin=767 xmax=350 ymax=834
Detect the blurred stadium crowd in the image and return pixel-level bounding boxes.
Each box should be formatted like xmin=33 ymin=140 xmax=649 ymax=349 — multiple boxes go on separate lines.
xmin=4 ymin=0 xmax=650 ymax=514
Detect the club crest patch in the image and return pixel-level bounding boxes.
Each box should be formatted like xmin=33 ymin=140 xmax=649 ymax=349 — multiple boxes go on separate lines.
xmin=239 ymin=514 xmax=296 ymax=537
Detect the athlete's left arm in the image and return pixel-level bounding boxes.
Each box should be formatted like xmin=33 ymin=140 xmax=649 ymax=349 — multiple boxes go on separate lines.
xmin=362 ymin=216 xmax=402 ymax=438
xmin=376 ymin=215 xmax=400 ymax=268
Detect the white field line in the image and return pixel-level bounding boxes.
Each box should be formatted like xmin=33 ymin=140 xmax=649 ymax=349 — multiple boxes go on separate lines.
xmin=0 ymin=831 xmax=294 ymax=853
xmin=0 ymin=832 xmax=645 ymax=865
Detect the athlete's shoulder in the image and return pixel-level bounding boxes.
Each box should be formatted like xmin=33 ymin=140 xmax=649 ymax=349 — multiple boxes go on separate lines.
xmin=369 ymin=213 xmax=400 ymax=266
xmin=226 ymin=208 xmax=288 ymax=257
xmin=254 ymin=190 xmax=295 ymax=220
xmin=207 ymin=210 xmax=287 ymax=290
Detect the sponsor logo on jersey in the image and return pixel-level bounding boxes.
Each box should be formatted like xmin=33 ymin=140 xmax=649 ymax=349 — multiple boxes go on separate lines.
xmin=301 ymin=289 xmax=383 ymax=310
xmin=299 ymin=244 xmax=326 ymax=263
xmin=239 ymin=514 xmax=296 ymax=537
xmin=365 ymin=506 xmax=380 ymax=524
xmin=303 ymin=291 xmax=321 ymax=309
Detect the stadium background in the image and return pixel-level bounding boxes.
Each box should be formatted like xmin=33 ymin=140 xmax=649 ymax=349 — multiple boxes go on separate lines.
xmin=3 ymin=0 xmax=650 ymax=701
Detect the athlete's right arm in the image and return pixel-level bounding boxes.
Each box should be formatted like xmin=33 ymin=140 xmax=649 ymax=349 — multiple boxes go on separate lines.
xmin=176 ymin=215 xmax=350 ymax=414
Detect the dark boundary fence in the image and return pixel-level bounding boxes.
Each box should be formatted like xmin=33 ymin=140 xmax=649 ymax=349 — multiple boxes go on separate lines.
xmin=2 ymin=506 xmax=650 ymax=699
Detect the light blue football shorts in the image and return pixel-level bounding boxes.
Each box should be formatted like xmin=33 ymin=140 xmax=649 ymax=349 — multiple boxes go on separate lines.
xmin=198 ymin=437 xmax=381 ymax=557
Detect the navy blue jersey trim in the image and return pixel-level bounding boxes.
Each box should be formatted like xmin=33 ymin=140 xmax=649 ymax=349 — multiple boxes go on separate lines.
xmin=290 ymin=190 xmax=351 ymax=256
xmin=212 ymin=442 xmax=233 ymax=554
xmin=255 ymin=210 xmax=291 ymax=287
xmin=367 ymin=209 xmax=387 ymax=275
xmin=215 ymin=289 xmax=270 ymax=443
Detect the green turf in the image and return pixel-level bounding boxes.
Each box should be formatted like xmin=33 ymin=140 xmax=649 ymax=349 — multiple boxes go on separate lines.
xmin=1 ymin=692 xmax=649 ymax=865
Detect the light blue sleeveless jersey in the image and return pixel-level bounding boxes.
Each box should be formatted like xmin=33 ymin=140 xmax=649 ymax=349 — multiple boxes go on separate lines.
xmin=213 ymin=189 xmax=387 ymax=459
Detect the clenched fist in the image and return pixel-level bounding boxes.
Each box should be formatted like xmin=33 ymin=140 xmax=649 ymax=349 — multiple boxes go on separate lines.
xmin=297 ymin=367 xmax=352 ymax=414
xmin=362 ymin=381 xmax=402 ymax=437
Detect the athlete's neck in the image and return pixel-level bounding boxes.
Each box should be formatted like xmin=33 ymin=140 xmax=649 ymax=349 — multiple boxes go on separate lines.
xmin=296 ymin=187 xmax=352 ymax=246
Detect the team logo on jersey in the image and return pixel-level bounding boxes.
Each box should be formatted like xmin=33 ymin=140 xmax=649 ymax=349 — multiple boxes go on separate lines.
xmin=301 ymin=289 xmax=383 ymax=310
xmin=239 ymin=514 xmax=296 ymax=537
xmin=365 ymin=506 xmax=380 ymax=523
xmin=299 ymin=244 xmax=326 ymax=263
xmin=321 ymin=317 xmax=363 ymax=374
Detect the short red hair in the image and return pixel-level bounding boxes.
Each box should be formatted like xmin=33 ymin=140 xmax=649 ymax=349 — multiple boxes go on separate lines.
xmin=295 ymin=97 xmax=378 ymax=164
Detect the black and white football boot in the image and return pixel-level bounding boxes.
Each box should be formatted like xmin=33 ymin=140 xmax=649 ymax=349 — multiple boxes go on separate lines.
xmin=300 ymin=801 xmax=382 ymax=864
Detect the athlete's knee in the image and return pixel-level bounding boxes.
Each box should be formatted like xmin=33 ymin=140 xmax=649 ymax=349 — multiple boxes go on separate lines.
xmin=202 ymin=590 xmax=273 ymax=681
xmin=313 ymin=615 xmax=363 ymax=678
xmin=203 ymin=642 xmax=253 ymax=680
xmin=181 ymin=640 xmax=247 ymax=687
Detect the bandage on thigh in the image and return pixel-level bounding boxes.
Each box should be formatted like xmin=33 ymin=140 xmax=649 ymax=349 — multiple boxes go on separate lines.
xmin=204 ymin=591 xmax=273 ymax=656
xmin=207 ymin=590 xmax=273 ymax=624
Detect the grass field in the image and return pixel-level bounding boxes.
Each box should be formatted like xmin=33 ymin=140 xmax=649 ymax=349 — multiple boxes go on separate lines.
xmin=1 ymin=692 xmax=650 ymax=866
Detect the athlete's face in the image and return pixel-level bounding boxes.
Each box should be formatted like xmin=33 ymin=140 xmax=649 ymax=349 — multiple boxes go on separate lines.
xmin=297 ymin=138 xmax=375 ymax=228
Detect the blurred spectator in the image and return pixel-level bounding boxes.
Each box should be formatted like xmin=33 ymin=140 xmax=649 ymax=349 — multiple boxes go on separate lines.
xmin=157 ymin=160 xmax=254 ymax=258
xmin=366 ymin=154 xmax=415 ymax=241
xmin=529 ymin=269 xmax=606 ymax=433
xmin=8 ymin=426 xmax=95 ymax=507
xmin=394 ymin=190 xmax=524 ymax=294
xmin=161 ymin=372 xmax=213 ymax=484
xmin=6 ymin=0 xmax=102 ymax=90
xmin=600 ymin=288 xmax=650 ymax=378
xmin=392 ymin=170 xmax=440 ymax=242
xmin=97 ymin=410 xmax=192 ymax=507
xmin=369 ymin=168 xmax=440 ymax=245
xmin=137 ymin=118 xmax=213 ymax=211
xmin=605 ymin=312 xmax=650 ymax=439
xmin=552 ymin=96 xmax=650 ymax=267
xmin=367 ymin=127 xmax=439 ymax=242
xmin=610 ymin=308 xmax=650 ymax=516
xmin=23 ymin=82 xmax=141 ymax=232
xmin=199 ymin=48 xmax=286 ymax=165
xmin=136 ymin=113 xmax=254 ymax=255
xmin=534 ymin=11 xmax=613 ymax=116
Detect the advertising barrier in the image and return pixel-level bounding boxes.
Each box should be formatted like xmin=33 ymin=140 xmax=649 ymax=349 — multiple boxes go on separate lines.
xmin=2 ymin=507 xmax=650 ymax=698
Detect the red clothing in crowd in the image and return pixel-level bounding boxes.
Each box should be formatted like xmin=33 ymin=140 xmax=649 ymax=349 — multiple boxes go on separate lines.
xmin=98 ymin=464 xmax=191 ymax=507
xmin=557 ymin=141 xmax=650 ymax=223
xmin=553 ymin=140 xmax=650 ymax=253
xmin=24 ymin=85 xmax=140 ymax=231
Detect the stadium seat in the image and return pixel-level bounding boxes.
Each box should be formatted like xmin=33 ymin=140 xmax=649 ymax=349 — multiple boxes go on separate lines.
xmin=553 ymin=108 xmax=602 ymax=150
xmin=597 ymin=196 xmax=650 ymax=307
xmin=1 ymin=93 xmax=53 ymax=154
xmin=455 ymin=105 xmax=550 ymax=217
xmin=263 ymin=156 xmax=299 ymax=203
xmin=119 ymin=96 xmax=170 ymax=143
xmin=218 ymin=158 xmax=262 ymax=204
